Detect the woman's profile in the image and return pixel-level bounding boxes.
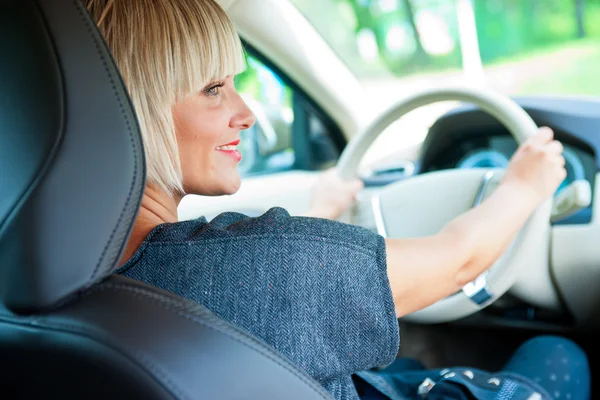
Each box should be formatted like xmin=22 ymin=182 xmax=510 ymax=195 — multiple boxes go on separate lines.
xmin=84 ymin=1 xmax=590 ymax=399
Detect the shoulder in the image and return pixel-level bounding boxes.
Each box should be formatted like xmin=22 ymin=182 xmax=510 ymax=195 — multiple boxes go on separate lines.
xmin=148 ymin=207 xmax=383 ymax=252
xmin=117 ymin=207 xmax=386 ymax=285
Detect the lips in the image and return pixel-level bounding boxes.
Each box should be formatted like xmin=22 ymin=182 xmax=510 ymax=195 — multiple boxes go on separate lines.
xmin=215 ymin=139 xmax=240 ymax=150
xmin=215 ymin=139 xmax=242 ymax=162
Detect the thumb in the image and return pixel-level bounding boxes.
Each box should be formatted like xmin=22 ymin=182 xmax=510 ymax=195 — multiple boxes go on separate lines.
xmin=347 ymin=178 xmax=364 ymax=195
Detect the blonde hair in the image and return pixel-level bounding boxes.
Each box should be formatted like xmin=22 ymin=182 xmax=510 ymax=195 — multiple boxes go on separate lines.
xmin=85 ymin=0 xmax=245 ymax=194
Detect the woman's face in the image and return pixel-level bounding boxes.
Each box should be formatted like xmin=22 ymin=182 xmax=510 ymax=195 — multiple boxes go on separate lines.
xmin=173 ymin=76 xmax=255 ymax=196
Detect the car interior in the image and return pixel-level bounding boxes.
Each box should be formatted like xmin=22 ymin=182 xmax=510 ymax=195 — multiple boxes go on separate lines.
xmin=1 ymin=0 xmax=599 ymax=398
xmin=182 ymin=0 xmax=600 ymax=383
xmin=0 ymin=1 xmax=334 ymax=398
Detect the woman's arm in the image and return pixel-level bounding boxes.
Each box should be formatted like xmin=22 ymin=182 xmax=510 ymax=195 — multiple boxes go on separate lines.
xmin=386 ymin=127 xmax=566 ymax=317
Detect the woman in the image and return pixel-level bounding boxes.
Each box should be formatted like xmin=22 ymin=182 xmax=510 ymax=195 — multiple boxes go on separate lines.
xmin=84 ymin=1 xmax=590 ymax=399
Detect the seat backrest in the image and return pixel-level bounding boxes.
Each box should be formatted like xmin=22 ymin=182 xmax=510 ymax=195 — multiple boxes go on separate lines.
xmin=0 ymin=1 xmax=332 ymax=398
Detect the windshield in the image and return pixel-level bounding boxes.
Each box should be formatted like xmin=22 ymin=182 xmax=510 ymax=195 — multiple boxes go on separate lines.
xmin=291 ymin=0 xmax=599 ymax=97
xmin=291 ymin=0 xmax=599 ymax=167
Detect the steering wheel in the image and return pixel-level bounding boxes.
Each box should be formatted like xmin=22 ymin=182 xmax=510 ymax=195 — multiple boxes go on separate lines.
xmin=337 ymin=87 xmax=553 ymax=324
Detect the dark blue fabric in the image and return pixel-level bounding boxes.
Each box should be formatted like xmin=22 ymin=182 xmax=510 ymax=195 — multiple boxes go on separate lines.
xmin=117 ymin=207 xmax=399 ymax=400
xmin=501 ymin=336 xmax=590 ymax=400
xmin=356 ymin=336 xmax=590 ymax=400
xmin=116 ymin=207 xmax=591 ymax=400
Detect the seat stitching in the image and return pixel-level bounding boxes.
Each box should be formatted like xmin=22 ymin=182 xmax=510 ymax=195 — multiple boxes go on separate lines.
xmin=90 ymin=283 xmax=332 ymax=399
xmin=0 ymin=312 xmax=187 ymax=400
xmin=71 ymin=0 xmax=140 ymax=281
xmin=0 ymin=282 xmax=332 ymax=399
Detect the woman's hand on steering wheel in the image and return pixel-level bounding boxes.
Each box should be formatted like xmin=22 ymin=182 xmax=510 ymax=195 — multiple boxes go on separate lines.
xmin=501 ymin=127 xmax=567 ymax=205
xmin=305 ymin=167 xmax=364 ymax=220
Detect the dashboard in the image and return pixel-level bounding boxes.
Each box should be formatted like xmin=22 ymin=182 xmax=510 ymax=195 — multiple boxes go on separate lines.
xmin=358 ymin=95 xmax=600 ymax=328
xmin=458 ymin=139 xmax=591 ymax=197
xmin=418 ymin=96 xmax=600 ymax=225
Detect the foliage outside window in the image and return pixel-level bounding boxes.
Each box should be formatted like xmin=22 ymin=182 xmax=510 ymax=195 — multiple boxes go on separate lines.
xmin=291 ymin=0 xmax=600 ymax=96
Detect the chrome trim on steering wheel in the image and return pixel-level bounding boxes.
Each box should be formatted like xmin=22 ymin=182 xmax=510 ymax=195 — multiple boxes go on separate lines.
xmin=472 ymin=170 xmax=495 ymax=207
xmin=462 ymin=275 xmax=493 ymax=305
xmin=462 ymin=170 xmax=496 ymax=305
xmin=371 ymin=194 xmax=388 ymax=238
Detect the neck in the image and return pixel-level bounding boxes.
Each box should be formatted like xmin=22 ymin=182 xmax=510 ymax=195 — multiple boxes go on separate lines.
xmin=140 ymin=184 xmax=180 ymax=224
xmin=118 ymin=184 xmax=181 ymax=266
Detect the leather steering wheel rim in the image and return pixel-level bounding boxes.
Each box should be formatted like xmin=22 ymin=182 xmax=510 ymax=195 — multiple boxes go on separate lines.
xmin=338 ymin=87 xmax=537 ymax=179
xmin=336 ymin=86 xmax=552 ymax=323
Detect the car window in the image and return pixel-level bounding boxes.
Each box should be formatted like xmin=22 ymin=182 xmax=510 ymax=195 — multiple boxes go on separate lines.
xmin=235 ymin=50 xmax=342 ymax=177
xmin=291 ymin=0 xmax=600 ymax=169
xmin=235 ymin=55 xmax=295 ymax=176
xmin=291 ymin=0 xmax=600 ymax=97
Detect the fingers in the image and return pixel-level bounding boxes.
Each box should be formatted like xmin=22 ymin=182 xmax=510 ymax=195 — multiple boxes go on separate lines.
xmin=545 ymin=139 xmax=563 ymax=155
xmin=343 ymin=179 xmax=364 ymax=201
xmin=349 ymin=178 xmax=364 ymax=192
xmin=523 ymin=127 xmax=563 ymax=158
xmin=532 ymin=126 xmax=554 ymax=144
xmin=545 ymin=139 xmax=565 ymax=169
xmin=548 ymin=142 xmax=567 ymax=179
xmin=354 ymin=180 xmax=365 ymax=198
xmin=558 ymin=166 xmax=568 ymax=180
xmin=519 ymin=127 xmax=554 ymax=155
xmin=545 ymin=140 xmax=565 ymax=170
xmin=329 ymin=166 xmax=363 ymax=193
xmin=325 ymin=167 xmax=339 ymax=178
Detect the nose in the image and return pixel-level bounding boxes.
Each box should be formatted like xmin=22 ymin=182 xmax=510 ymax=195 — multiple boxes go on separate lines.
xmin=230 ymin=93 xmax=256 ymax=131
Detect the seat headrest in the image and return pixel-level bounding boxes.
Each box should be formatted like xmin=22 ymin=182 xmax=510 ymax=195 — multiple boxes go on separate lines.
xmin=0 ymin=0 xmax=145 ymax=313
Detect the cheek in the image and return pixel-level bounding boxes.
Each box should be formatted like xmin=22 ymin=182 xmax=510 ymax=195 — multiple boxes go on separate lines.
xmin=177 ymin=115 xmax=217 ymax=151
xmin=174 ymin=107 xmax=237 ymax=195
xmin=177 ymin=113 xmax=220 ymax=176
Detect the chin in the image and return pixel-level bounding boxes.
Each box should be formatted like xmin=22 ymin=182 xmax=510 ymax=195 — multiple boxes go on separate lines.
xmin=184 ymin=168 xmax=241 ymax=196
xmin=221 ymin=178 xmax=241 ymax=195
xmin=218 ymin=169 xmax=241 ymax=195
xmin=182 ymin=178 xmax=240 ymax=197
xmin=205 ymin=177 xmax=241 ymax=196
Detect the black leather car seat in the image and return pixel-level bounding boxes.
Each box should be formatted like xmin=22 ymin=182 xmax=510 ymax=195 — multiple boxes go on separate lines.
xmin=0 ymin=1 xmax=332 ymax=398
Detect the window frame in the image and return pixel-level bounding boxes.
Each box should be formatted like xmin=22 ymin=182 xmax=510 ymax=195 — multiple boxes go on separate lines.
xmin=239 ymin=41 xmax=347 ymax=176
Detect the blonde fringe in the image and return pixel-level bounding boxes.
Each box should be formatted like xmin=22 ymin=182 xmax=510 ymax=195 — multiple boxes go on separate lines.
xmin=84 ymin=0 xmax=245 ymax=195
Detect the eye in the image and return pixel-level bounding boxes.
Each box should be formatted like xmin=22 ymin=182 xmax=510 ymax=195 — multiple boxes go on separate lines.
xmin=204 ymin=82 xmax=225 ymax=97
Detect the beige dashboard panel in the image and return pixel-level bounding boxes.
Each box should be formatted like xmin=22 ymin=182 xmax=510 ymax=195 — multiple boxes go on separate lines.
xmin=551 ymin=172 xmax=600 ymax=327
